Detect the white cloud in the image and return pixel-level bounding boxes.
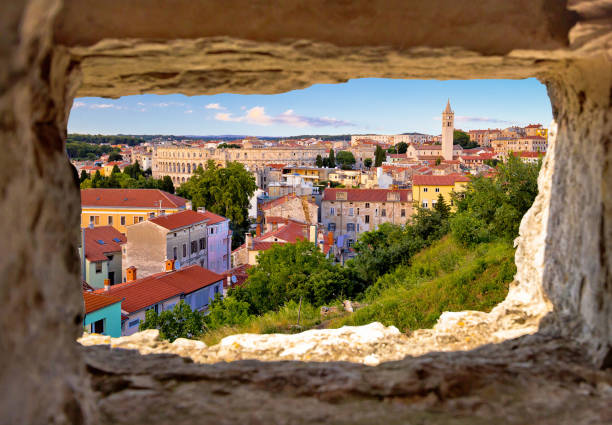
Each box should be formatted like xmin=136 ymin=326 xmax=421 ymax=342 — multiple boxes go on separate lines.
xmin=206 ymin=103 xmax=226 ymax=110
xmin=72 ymin=101 xmax=122 ymax=110
xmin=433 ymin=115 xmax=514 ymax=125
xmin=73 ymin=101 xmax=86 ymax=108
xmin=214 ymin=106 xmax=355 ymax=128
xmin=184 ymin=110 xmax=193 ymax=114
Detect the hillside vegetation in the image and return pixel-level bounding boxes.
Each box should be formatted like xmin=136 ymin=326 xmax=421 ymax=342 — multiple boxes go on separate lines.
xmin=328 ymin=236 xmax=515 ymax=331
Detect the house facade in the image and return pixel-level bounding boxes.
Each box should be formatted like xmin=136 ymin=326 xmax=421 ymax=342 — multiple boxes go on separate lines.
xmin=81 ymin=188 xmax=189 ymax=234
xmin=95 ymin=264 xmax=224 ymax=336
xmin=412 ymin=174 xmax=470 ymax=210
xmin=321 ymin=188 xmax=413 ymax=248
xmin=83 ymin=292 xmax=123 ymax=337
xmin=122 ymin=210 xmax=210 ymax=280
xmin=80 ymin=226 xmax=126 ymax=288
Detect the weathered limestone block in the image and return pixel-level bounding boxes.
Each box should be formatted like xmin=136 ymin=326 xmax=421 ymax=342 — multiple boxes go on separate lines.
xmin=0 ymin=0 xmax=92 ymax=424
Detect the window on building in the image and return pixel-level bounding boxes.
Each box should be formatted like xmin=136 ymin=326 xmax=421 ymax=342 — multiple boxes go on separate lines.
xmin=108 ymin=216 xmax=113 ymax=225
xmin=89 ymin=216 xmax=94 ymax=224
xmin=149 ymin=212 xmax=155 ymax=218
xmin=422 ymin=201 xmax=428 ymax=208
xmin=120 ymin=216 xmax=126 ymax=226
xmin=183 ymin=244 xmax=187 ymax=258
xmin=348 ymin=208 xmax=354 ymax=216
xmin=365 ymin=215 xmax=370 ymax=223
xmin=401 ymin=209 xmax=406 ymax=217
xmin=173 ymin=247 xmax=178 ymax=260
xmin=423 ymin=188 xmax=428 ymax=192
xmin=128 ymin=319 xmax=140 ymax=328
xmin=95 ymin=262 xmax=102 ymax=273
xmin=92 ymin=319 xmax=104 ymax=334
xmin=330 ymin=207 xmax=335 ymax=216
xmin=191 ymin=241 xmax=198 ymax=255
xmin=138 ymin=216 xmax=144 ymax=223
xmin=133 ymin=216 xmax=138 ymax=224
xmin=435 ymin=187 xmax=440 ymax=193
xmin=199 ymin=238 xmax=206 ymax=250
xmin=347 ymin=223 xmax=355 ymax=232
xmin=381 ymin=209 xmax=386 ymax=217
xmin=328 ymin=223 xmax=336 ymax=231
xmin=347 ymin=239 xmax=354 ymax=247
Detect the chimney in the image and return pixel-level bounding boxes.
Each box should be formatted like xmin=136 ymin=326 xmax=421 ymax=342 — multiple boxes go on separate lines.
xmin=103 ymin=278 xmax=110 ymax=292
xmin=246 ymin=233 xmax=253 ymax=250
xmin=309 ymin=224 xmax=317 ymax=243
xmin=126 ymin=266 xmax=137 ymax=282
xmin=256 ymin=224 xmax=261 ymax=237
xmin=165 ymin=259 xmax=175 ymax=272
xmin=197 ymin=207 xmax=206 ymax=213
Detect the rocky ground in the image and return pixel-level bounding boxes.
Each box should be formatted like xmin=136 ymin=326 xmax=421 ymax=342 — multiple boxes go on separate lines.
xmin=82 ymin=321 xmax=612 ymax=424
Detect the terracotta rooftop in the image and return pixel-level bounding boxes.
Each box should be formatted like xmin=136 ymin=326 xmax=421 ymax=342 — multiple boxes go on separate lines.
xmin=322 ymin=188 xmax=412 ymax=202
xmin=198 ymin=210 xmax=228 ymax=225
xmin=81 ymin=189 xmax=188 ymax=209
xmin=413 ymin=174 xmax=471 ymax=186
xmin=149 ymin=210 xmax=208 ymax=230
xmin=94 ymin=265 xmax=223 ymax=313
xmin=83 ymin=226 xmax=126 ymax=262
xmin=83 ymin=292 xmax=122 ymax=315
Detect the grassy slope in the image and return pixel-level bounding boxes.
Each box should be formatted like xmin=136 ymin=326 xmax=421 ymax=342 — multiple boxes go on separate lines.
xmin=202 ymin=237 xmax=515 ymax=345
xmin=328 ymin=236 xmax=516 ymax=332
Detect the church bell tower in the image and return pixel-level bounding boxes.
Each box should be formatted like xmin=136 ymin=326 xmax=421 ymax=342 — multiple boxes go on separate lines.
xmin=442 ymin=99 xmax=454 ymax=161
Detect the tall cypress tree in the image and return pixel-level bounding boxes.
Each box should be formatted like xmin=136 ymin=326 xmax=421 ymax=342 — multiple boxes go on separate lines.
xmin=328 ymin=149 xmax=336 ymax=168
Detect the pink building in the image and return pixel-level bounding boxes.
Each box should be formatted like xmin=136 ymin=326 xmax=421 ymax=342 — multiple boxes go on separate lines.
xmin=198 ymin=209 xmax=232 ymax=274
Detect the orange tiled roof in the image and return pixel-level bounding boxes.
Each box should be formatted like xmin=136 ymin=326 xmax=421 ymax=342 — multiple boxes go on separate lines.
xmin=199 ymin=210 xmax=228 ymax=225
xmin=81 ymin=189 xmax=188 ymax=209
xmin=83 ymin=292 xmax=122 ymax=314
xmin=83 ymin=226 xmax=126 ymax=262
xmin=149 ymin=210 xmax=208 ymax=230
xmin=94 ymin=265 xmax=223 ymax=313
xmin=322 ymin=188 xmax=412 ymax=202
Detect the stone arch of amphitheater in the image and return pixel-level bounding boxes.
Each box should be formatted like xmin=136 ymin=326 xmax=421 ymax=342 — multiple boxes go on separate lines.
xmin=1 ymin=1 xmax=611 ymax=423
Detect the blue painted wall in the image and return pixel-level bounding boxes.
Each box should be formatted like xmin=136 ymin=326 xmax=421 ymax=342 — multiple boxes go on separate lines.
xmin=84 ymin=301 xmax=122 ymax=338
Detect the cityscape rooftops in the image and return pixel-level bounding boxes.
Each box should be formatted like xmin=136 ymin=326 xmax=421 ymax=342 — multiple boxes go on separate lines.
xmin=83 ymin=292 xmax=123 ymax=315
xmin=322 ymin=188 xmax=412 ymax=202
xmin=148 ymin=210 xmax=209 ymax=230
xmin=413 ymin=174 xmax=471 ymax=186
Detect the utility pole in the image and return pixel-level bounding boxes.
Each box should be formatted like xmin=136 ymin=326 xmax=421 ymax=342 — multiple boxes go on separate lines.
xmin=297 ymin=296 xmax=303 ymax=327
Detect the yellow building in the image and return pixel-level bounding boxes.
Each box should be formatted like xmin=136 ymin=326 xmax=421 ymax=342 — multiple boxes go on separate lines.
xmin=412 ymin=174 xmax=470 ymax=210
xmin=328 ymin=170 xmax=367 ymax=187
xmin=101 ymin=161 xmax=128 ymax=177
xmin=282 ymin=166 xmax=331 ymax=184
xmin=81 ymin=188 xmax=189 ymax=234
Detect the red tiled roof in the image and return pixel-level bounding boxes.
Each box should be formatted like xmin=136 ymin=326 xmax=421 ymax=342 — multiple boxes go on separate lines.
xmin=260 ymin=194 xmax=297 ymax=210
xmin=267 ymin=163 xmax=286 ymax=169
xmin=258 ymin=219 xmax=309 ymax=243
xmin=83 ymin=292 xmax=122 ymax=314
xmin=413 ymin=174 xmax=471 ymax=186
xmin=81 ymin=189 xmax=188 ymax=209
xmin=149 ymin=210 xmax=208 ymax=230
xmin=223 ymin=264 xmax=251 ymax=289
xmin=83 ymin=226 xmax=126 ymax=262
xmin=265 ymin=216 xmax=289 ymax=224
xmin=525 ymin=124 xmax=542 ymax=128
xmin=94 ymin=265 xmax=223 ymax=313
xmin=416 ymin=145 xmax=442 ymax=150
xmin=199 ymin=210 xmax=227 ymax=225
xmin=460 ymin=155 xmax=484 ymax=161
xmin=522 ymin=136 xmax=546 ymax=140
xmin=322 ymin=188 xmax=412 ymax=202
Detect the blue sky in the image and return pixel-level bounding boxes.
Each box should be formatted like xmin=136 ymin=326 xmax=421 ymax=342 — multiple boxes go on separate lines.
xmin=68 ymin=78 xmax=552 ymax=137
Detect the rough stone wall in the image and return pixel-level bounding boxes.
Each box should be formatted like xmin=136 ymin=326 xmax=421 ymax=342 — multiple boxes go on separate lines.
xmin=1 ymin=0 xmax=612 ymax=423
xmin=0 ymin=1 xmax=94 ymax=423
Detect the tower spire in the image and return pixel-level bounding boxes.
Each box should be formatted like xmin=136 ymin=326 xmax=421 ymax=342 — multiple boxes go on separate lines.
xmin=444 ymin=98 xmax=452 ymax=113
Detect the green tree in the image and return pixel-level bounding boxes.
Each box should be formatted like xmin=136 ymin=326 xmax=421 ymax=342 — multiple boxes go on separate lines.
xmin=336 ymin=151 xmax=356 ymax=169
xmin=159 ymin=175 xmax=175 ymax=194
xmin=111 ymin=165 xmax=121 ymax=174
xmin=124 ymin=161 xmax=143 ymax=179
xmin=315 ymin=154 xmax=323 ymax=168
xmin=387 ymin=146 xmax=397 ymax=154
xmin=205 ymin=295 xmax=252 ymax=330
xmin=364 ymin=158 xmax=373 ymax=169
xmin=433 ymin=194 xmax=450 ymax=220
xmin=396 ymin=142 xmax=408 ymax=154
xmin=79 ymin=170 xmax=88 ymax=183
xmin=328 ymin=149 xmax=336 ymax=168
xmin=452 ymin=154 xmax=541 ymax=240
xmin=374 ymin=145 xmax=386 ymax=167
xmin=177 ymin=161 xmax=257 ymax=248
xmin=453 ymin=130 xmax=478 ymax=149
xmin=108 ymin=152 xmax=123 ymax=161
xmin=233 ymin=240 xmax=355 ymax=315
xmin=139 ymin=301 xmax=205 ymax=342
